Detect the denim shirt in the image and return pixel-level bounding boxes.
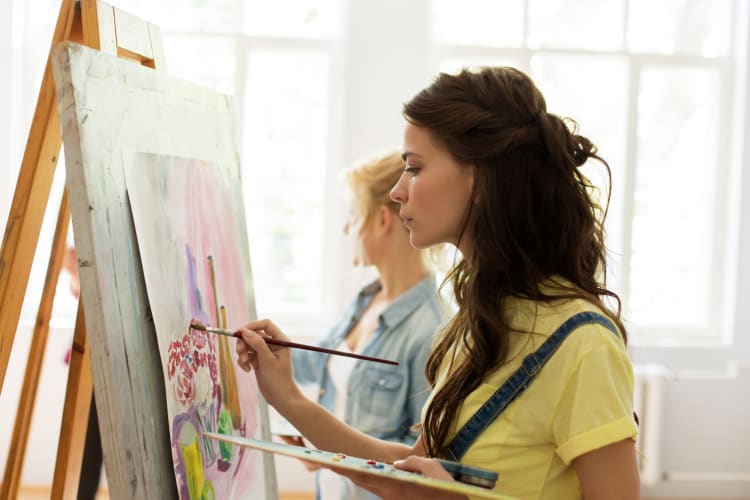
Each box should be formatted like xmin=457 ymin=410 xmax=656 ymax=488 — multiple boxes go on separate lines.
xmin=292 ymin=274 xmax=443 ymax=444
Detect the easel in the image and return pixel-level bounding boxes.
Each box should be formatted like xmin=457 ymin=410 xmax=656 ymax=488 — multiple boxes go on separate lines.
xmin=0 ymin=1 xmax=166 ymax=498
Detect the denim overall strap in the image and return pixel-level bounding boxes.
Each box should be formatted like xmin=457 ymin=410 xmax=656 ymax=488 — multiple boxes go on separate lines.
xmin=445 ymin=311 xmax=618 ymax=461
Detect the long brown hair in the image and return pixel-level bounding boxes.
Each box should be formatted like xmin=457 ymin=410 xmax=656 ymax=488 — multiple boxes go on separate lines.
xmin=404 ymin=67 xmax=627 ymax=458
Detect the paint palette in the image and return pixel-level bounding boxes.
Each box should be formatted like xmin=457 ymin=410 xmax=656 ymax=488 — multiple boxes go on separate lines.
xmin=204 ymin=432 xmax=515 ymax=500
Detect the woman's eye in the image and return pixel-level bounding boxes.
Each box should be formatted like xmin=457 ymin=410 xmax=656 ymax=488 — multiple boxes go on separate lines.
xmin=405 ymin=166 xmax=420 ymax=176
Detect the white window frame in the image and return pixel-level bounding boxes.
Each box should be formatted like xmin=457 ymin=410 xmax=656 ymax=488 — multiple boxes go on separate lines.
xmin=155 ymin=28 xmax=349 ymax=338
xmin=429 ymin=0 xmax=748 ymax=357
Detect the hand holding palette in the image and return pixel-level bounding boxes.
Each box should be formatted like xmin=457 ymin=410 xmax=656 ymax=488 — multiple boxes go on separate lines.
xmin=204 ymin=432 xmax=515 ymax=500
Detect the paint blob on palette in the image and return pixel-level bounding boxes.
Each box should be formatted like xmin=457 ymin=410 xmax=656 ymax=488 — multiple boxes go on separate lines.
xmin=204 ymin=432 xmax=516 ymax=500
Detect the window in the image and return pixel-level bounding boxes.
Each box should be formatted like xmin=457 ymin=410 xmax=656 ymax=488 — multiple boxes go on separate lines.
xmin=6 ymin=0 xmax=344 ymax=334
xmin=4 ymin=0 xmax=747 ymax=348
xmin=128 ymin=0 xmax=344 ymax=332
xmin=431 ymin=0 xmax=745 ymax=345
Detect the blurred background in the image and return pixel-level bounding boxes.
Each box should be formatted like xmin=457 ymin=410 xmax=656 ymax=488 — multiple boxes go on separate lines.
xmin=0 ymin=0 xmax=748 ymax=498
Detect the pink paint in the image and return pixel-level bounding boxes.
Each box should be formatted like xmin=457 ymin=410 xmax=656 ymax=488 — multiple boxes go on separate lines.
xmin=125 ymin=153 xmax=265 ymax=498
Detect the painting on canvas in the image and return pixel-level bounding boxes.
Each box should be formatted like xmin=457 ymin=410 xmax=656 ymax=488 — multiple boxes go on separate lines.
xmin=124 ymin=152 xmax=265 ymax=499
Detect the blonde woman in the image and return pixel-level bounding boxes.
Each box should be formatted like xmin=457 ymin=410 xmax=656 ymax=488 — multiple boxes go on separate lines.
xmin=287 ymin=151 xmax=444 ymax=500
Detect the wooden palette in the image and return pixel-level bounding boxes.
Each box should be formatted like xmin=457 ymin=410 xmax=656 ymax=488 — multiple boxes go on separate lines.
xmin=204 ymin=432 xmax=516 ymax=500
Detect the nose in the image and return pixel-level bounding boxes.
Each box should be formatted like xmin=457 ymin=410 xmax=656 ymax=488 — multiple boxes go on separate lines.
xmin=390 ymin=173 xmax=407 ymax=204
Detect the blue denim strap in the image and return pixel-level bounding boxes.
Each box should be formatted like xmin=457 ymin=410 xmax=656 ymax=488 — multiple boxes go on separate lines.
xmin=445 ymin=311 xmax=618 ymax=460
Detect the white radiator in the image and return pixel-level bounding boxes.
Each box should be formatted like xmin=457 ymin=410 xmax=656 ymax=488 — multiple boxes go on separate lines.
xmin=633 ymin=364 xmax=670 ymax=486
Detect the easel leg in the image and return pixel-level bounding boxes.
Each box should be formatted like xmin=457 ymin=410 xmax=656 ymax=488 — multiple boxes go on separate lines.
xmin=0 ymin=191 xmax=71 ymax=499
xmin=0 ymin=0 xmax=81 ymax=390
xmin=52 ymin=301 xmax=92 ymax=500
xmin=78 ymin=392 xmax=103 ymax=500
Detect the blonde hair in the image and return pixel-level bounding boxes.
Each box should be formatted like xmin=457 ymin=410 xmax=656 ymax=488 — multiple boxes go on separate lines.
xmin=344 ymin=150 xmax=404 ymax=227
xmin=344 ymin=150 xmax=446 ymax=271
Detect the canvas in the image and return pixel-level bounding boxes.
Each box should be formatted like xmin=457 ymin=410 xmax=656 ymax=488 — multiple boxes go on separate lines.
xmin=52 ymin=41 xmax=276 ymax=498
xmin=125 ymin=153 xmax=265 ymax=498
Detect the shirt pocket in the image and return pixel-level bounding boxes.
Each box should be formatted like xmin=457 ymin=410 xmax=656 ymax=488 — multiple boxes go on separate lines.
xmin=362 ymin=366 xmax=405 ymax=418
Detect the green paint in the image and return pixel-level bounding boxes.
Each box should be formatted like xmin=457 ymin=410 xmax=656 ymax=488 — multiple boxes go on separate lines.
xmin=201 ymin=480 xmax=216 ymax=500
xmin=218 ymin=409 xmax=233 ymax=460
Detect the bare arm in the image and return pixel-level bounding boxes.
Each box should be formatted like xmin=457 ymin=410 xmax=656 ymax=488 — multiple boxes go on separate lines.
xmin=236 ymin=318 xmax=416 ymax=463
xmin=281 ymin=388 xmax=414 ymax=462
xmin=572 ymin=439 xmax=641 ymax=500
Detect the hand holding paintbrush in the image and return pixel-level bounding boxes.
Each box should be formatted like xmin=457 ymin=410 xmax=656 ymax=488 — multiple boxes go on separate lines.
xmin=189 ymin=319 xmax=398 ymax=366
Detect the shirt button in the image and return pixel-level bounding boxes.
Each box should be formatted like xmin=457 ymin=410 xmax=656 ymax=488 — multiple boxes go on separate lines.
xmin=378 ymin=379 xmax=385 ymax=386
xmin=319 ymin=388 xmax=326 ymax=396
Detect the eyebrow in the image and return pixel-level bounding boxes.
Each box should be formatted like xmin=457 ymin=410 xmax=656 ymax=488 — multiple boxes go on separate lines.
xmin=401 ymin=151 xmax=422 ymax=161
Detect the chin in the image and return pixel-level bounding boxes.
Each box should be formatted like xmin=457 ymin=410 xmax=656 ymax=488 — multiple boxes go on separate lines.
xmin=409 ymin=235 xmax=435 ymax=250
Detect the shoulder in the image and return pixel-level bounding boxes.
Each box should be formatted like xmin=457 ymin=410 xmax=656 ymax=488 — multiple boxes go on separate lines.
xmin=402 ymin=294 xmax=446 ymax=340
xmin=509 ymin=297 xmax=634 ymax=397
xmin=537 ymin=298 xmax=625 ymax=356
xmin=541 ymin=301 xmax=634 ymax=401
xmin=396 ymin=277 xmax=446 ymax=333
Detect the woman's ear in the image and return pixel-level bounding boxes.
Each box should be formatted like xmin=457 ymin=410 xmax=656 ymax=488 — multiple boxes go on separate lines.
xmin=378 ymin=205 xmax=394 ymax=234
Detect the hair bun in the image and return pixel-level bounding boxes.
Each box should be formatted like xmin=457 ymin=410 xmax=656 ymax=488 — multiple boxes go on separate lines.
xmin=572 ymin=134 xmax=596 ymax=167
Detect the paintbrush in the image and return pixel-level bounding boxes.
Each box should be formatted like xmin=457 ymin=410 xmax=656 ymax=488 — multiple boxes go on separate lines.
xmin=189 ymin=320 xmax=399 ymax=366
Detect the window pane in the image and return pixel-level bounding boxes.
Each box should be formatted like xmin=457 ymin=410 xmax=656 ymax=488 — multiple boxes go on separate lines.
xmin=431 ymin=0 xmax=524 ymax=47
xmin=628 ymin=0 xmax=731 ymax=56
xmin=530 ymin=55 xmax=629 ymax=264
xmin=244 ymin=0 xmax=342 ymax=38
xmin=528 ymin=0 xmax=624 ymax=50
xmin=131 ymin=0 xmax=244 ymax=33
xmin=628 ymin=67 xmax=721 ymax=327
xmin=162 ymin=34 xmax=236 ymax=95
xmin=242 ymin=50 xmax=329 ymax=315
xmin=439 ymin=56 xmax=525 ymax=75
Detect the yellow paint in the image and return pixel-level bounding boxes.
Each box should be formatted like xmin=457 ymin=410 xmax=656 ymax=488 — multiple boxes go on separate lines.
xmin=181 ymin=438 xmax=205 ymax=499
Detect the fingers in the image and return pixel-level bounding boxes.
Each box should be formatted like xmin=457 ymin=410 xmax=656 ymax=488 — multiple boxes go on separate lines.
xmin=279 ymin=435 xmax=319 ymax=470
xmin=302 ymin=460 xmax=322 ymax=472
xmin=393 ymin=456 xmax=454 ymax=482
xmin=234 ymin=318 xmax=288 ymax=356
xmin=235 ymin=318 xmax=289 ymax=341
xmin=238 ymin=327 xmax=277 ymax=366
xmin=235 ymin=336 xmax=250 ymax=355
xmin=279 ymin=435 xmax=305 ymax=447
xmin=327 ymin=466 xmax=373 ymax=487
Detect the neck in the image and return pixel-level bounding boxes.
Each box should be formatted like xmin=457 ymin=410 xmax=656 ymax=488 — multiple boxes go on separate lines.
xmin=374 ymin=250 xmax=429 ymax=301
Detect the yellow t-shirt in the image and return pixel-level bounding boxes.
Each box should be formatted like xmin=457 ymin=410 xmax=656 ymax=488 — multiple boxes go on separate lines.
xmin=423 ymin=293 xmax=638 ymax=499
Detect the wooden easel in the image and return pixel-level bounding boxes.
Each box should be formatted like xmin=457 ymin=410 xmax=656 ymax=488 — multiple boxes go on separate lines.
xmin=0 ymin=1 xmax=165 ymax=498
